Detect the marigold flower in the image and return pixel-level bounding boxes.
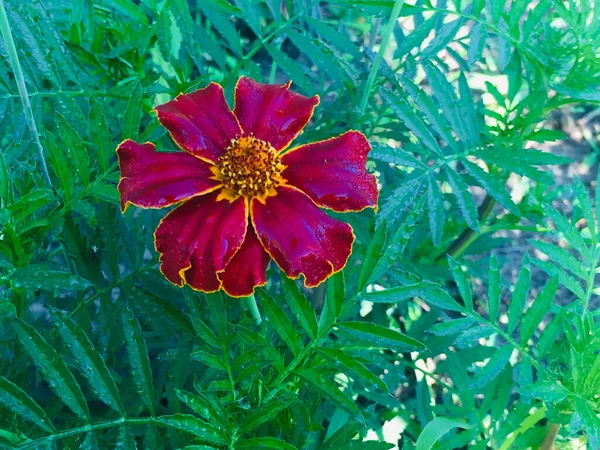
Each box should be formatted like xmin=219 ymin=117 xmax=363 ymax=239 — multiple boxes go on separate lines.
xmin=117 ymin=77 xmax=378 ymax=297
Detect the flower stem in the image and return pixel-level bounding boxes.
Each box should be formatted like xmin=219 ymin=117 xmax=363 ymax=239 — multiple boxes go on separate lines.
xmin=0 ymin=0 xmax=52 ymax=187
xmin=247 ymin=294 xmax=262 ymax=326
xmin=359 ymin=0 xmax=405 ymax=114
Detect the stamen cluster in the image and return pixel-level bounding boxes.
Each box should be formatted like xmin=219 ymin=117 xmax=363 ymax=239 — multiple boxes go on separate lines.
xmin=218 ymin=136 xmax=284 ymax=199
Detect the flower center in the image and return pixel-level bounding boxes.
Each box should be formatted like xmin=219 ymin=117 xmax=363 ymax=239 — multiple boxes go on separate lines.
xmin=216 ymin=136 xmax=285 ymax=200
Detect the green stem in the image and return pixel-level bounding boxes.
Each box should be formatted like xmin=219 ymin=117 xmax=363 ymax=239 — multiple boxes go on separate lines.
xmin=359 ymin=0 xmax=405 ymax=114
xmin=246 ymin=294 xmax=262 ymax=326
xmin=0 ymin=0 xmax=52 ymax=187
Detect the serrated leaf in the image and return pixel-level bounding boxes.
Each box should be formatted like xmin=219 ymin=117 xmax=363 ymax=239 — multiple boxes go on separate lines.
xmin=488 ymin=253 xmax=501 ymax=323
xmin=56 ymin=113 xmax=90 ymax=187
xmin=520 ymin=277 xmax=558 ymax=344
xmin=380 ymin=88 xmax=443 ymax=157
xmin=155 ymin=414 xmax=225 ymax=445
xmin=294 ymin=367 xmax=361 ymax=417
xmin=326 ymin=271 xmax=345 ymax=318
xmin=415 ymin=417 xmax=472 ymax=450
xmin=545 ymin=205 xmax=592 ymax=261
xmin=89 ymin=97 xmax=111 ymax=174
xmin=0 ymin=376 xmax=56 ymax=433
xmin=8 ymin=264 xmax=90 ymax=290
xmin=363 ymin=282 xmax=464 ymax=312
xmin=336 ymin=321 xmax=426 ymax=351
xmin=318 ymin=347 xmax=387 ymax=392
xmin=507 ymin=257 xmax=531 ymax=334
xmin=304 ymin=17 xmax=362 ymax=60
xmin=265 ymin=45 xmax=314 ymax=94
xmin=445 ymin=166 xmax=479 ymax=232
xmin=122 ymin=306 xmax=155 ymax=415
xmin=282 ymin=279 xmax=318 ymax=340
xmin=429 ymin=317 xmax=477 ymax=336
xmin=447 ymin=256 xmax=473 ymax=311
xmin=529 ymin=239 xmax=586 ymax=279
xmin=190 ymin=317 xmax=220 ymax=349
xmin=467 ymin=23 xmax=487 ymax=67
xmin=52 ymin=310 xmax=123 ymax=414
xmin=462 ymin=159 xmax=519 ymax=215
xmin=357 ymin=221 xmax=387 ymax=291
xmin=422 ymin=18 xmax=466 ymax=58
xmin=0 ymin=150 xmax=9 ymax=203
xmin=572 ymin=176 xmax=595 ymax=239
xmin=519 ymin=382 xmax=570 ymax=403
xmin=241 ymin=397 xmax=294 ymax=432
xmin=12 ymin=318 xmax=90 ymax=420
xmin=427 ymin=174 xmax=445 ymax=246
xmin=237 ymin=437 xmax=298 ymax=450
xmin=122 ymin=81 xmax=142 ymax=140
xmin=191 ymin=350 xmax=227 ymax=371
xmin=175 ymin=389 xmax=223 ymax=425
xmin=370 ymin=145 xmax=427 ymax=169
xmin=470 ymin=346 xmax=513 ymax=389
xmin=378 ymin=177 xmax=424 ymax=224
xmin=45 ymin=129 xmax=73 ymax=202
xmin=256 ymin=289 xmax=302 ymax=355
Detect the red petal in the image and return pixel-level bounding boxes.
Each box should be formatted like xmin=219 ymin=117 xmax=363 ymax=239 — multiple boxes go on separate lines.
xmin=154 ymin=193 xmax=247 ymax=292
xmin=233 ymin=77 xmax=319 ymax=151
xmin=219 ymin=225 xmax=271 ymax=297
xmin=251 ymin=186 xmax=354 ymax=287
xmin=154 ymin=83 xmax=242 ymax=163
xmin=282 ymin=131 xmax=379 ymax=212
xmin=117 ymin=140 xmax=220 ymax=212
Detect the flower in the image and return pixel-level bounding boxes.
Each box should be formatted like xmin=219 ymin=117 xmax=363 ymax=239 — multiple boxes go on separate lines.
xmin=117 ymin=77 xmax=378 ymax=297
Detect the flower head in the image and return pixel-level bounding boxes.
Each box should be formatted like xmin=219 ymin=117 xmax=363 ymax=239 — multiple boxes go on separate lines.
xmin=117 ymin=77 xmax=378 ymax=297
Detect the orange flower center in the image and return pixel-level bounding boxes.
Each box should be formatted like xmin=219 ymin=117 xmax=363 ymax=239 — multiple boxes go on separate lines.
xmin=214 ymin=136 xmax=285 ymax=201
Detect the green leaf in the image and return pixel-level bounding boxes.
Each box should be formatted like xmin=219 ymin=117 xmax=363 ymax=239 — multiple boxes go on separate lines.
xmin=89 ymin=97 xmax=112 ymax=173
xmin=445 ymin=166 xmax=479 ymax=232
xmin=282 ymin=278 xmax=318 ymax=340
xmin=265 ymin=44 xmax=314 ymax=94
xmin=237 ymin=437 xmax=298 ymax=450
xmin=370 ymin=145 xmax=428 ymax=169
xmin=111 ymin=0 xmax=149 ymax=24
xmin=11 ymin=318 xmax=90 ymax=421
xmin=573 ymin=176 xmax=595 ymax=239
xmin=45 ymin=129 xmax=73 ymax=202
xmin=304 ymin=17 xmax=362 ymax=60
xmin=0 ymin=376 xmax=56 ymax=433
xmin=380 ymin=88 xmax=443 ymax=157
xmin=122 ymin=81 xmax=143 ymax=140
xmin=256 ymin=289 xmax=302 ymax=355
xmin=529 ymin=239 xmax=587 ymax=279
xmin=357 ymin=221 xmax=387 ymax=291
xmin=415 ymin=417 xmax=472 ymax=450
xmin=520 ymin=277 xmax=558 ymax=345
xmin=175 ymin=389 xmax=227 ymax=427
xmin=507 ymin=257 xmax=531 ymax=334
xmin=51 ymin=310 xmax=123 ymax=414
xmin=378 ymin=178 xmax=424 ymax=224
xmin=457 ymin=72 xmax=480 ymax=147
xmin=91 ymin=183 xmax=120 ymax=205
xmin=336 ymin=321 xmax=426 ymax=351
xmin=427 ymin=174 xmax=445 ymax=246
xmin=470 ymin=345 xmax=513 ymax=389
xmin=462 ymin=159 xmax=519 ymax=215
xmin=294 ymin=367 xmax=361 ymax=417
xmin=467 ymin=23 xmax=487 ymax=67
xmin=545 ymin=205 xmax=592 ymax=261
xmin=371 ymin=195 xmax=426 ymax=281
xmin=190 ymin=317 xmax=220 ymax=349
xmin=363 ymin=282 xmax=464 ymax=312
xmin=318 ymin=347 xmax=387 ymax=391
xmin=398 ymin=75 xmax=455 ymax=150
xmin=487 ymin=253 xmax=501 ymax=324
xmin=326 ymin=271 xmax=345 ymax=318
xmin=122 ymin=306 xmax=155 ymax=415
xmin=0 ymin=150 xmax=9 ymax=203
xmin=56 ymin=113 xmax=90 ymax=187
xmin=241 ymin=397 xmax=294 ymax=432
xmin=7 ymin=264 xmax=91 ymax=291
xmin=519 ymin=382 xmax=570 ymax=403
xmin=447 ymin=256 xmax=473 ymax=311
xmin=155 ymin=414 xmax=225 ymax=445
xmin=191 ymin=350 xmax=227 ymax=371
xmin=429 ymin=317 xmax=477 ymax=336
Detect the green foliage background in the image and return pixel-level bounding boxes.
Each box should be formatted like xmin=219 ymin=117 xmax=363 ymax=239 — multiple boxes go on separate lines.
xmin=1 ymin=0 xmax=600 ymax=448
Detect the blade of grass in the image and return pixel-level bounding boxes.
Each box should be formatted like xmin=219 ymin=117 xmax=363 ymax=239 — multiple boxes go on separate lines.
xmin=359 ymin=0 xmax=405 ymax=114
xmin=0 ymin=0 xmax=52 ymax=187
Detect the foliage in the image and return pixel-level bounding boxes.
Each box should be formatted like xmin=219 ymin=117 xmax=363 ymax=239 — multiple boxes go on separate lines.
xmin=1 ymin=0 xmax=600 ymax=448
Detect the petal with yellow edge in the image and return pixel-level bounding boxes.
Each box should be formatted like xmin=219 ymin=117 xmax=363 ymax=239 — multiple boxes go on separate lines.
xmin=117 ymin=140 xmax=221 ymax=212
xmin=219 ymin=225 xmax=271 ymax=297
xmin=154 ymin=83 xmax=242 ymax=163
xmin=154 ymin=192 xmax=247 ymax=292
xmin=282 ymin=131 xmax=379 ymax=212
xmin=251 ymin=186 xmax=354 ymax=288
xmin=233 ymin=76 xmax=319 ymax=151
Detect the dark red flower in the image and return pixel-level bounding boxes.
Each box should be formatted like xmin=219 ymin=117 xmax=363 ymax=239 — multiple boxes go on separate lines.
xmin=117 ymin=77 xmax=378 ymax=297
